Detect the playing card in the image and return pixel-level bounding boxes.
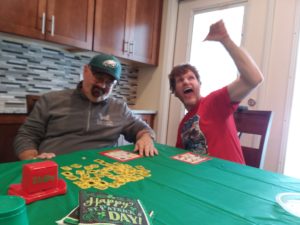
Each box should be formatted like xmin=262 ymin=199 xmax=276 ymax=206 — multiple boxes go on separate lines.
xmin=172 ymin=152 xmax=211 ymax=165
xmin=100 ymin=149 xmax=142 ymax=162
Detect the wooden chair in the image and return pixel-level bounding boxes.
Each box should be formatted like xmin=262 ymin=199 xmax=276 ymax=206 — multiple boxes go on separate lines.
xmin=26 ymin=94 xmax=40 ymax=114
xmin=234 ymin=109 xmax=273 ymax=169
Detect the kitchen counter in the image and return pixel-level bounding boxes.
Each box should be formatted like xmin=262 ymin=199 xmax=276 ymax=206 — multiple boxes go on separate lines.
xmin=1 ymin=109 xmax=157 ymax=115
xmin=131 ymin=109 xmax=157 ymax=115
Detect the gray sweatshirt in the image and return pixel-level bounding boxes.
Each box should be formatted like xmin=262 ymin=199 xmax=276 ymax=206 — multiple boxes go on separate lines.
xmin=14 ymin=86 xmax=154 ymax=155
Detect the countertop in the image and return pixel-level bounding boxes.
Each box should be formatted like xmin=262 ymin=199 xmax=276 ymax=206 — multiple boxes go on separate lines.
xmin=131 ymin=109 xmax=157 ymax=114
xmin=1 ymin=109 xmax=157 ymax=115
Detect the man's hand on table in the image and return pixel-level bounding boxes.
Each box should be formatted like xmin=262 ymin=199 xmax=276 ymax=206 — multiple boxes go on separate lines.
xmin=134 ymin=130 xmax=158 ymax=157
xmin=34 ymin=152 xmax=56 ymax=159
xmin=18 ymin=149 xmax=56 ymax=160
xmin=18 ymin=130 xmax=158 ymax=160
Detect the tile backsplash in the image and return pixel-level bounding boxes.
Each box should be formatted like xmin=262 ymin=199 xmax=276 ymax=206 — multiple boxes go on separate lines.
xmin=0 ymin=34 xmax=138 ymax=113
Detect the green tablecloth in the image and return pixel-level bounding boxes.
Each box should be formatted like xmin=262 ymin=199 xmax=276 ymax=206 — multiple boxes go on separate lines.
xmin=1 ymin=143 xmax=300 ymax=225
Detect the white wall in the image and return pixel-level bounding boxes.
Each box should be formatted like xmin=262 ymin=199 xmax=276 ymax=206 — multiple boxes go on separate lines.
xmin=134 ymin=0 xmax=298 ymax=173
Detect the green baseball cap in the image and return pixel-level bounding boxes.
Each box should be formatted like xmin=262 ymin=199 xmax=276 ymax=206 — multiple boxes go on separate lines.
xmin=88 ymin=54 xmax=122 ymax=80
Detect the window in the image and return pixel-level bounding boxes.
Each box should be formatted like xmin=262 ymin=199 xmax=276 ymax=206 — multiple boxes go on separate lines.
xmin=190 ymin=6 xmax=245 ymax=96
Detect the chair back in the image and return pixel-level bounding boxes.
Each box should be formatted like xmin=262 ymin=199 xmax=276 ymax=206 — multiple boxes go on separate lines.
xmin=26 ymin=95 xmax=40 ymax=114
xmin=234 ymin=109 xmax=273 ymax=168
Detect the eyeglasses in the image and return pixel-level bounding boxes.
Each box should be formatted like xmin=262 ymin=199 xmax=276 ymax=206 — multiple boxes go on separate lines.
xmin=90 ymin=67 xmax=116 ymax=87
xmin=93 ymin=76 xmax=116 ymax=87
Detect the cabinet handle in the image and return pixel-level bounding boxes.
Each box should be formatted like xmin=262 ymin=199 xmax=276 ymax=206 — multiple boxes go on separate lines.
xmin=51 ymin=15 xmax=55 ymax=36
xmin=123 ymin=41 xmax=129 ymax=53
xmin=41 ymin=13 xmax=46 ymax=34
xmin=129 ymin=42 xmax=134 ymax=55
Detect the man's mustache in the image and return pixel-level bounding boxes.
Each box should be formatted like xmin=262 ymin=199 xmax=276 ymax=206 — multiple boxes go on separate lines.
xmin=92 ymin=86 xmax=105 ymax=97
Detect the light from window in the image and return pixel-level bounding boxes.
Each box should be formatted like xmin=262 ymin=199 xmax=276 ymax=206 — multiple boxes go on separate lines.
xmin=284 ymin=32 xmax=300 ymax=179
xmin=190 ymin=6 xmax=245 ymax=96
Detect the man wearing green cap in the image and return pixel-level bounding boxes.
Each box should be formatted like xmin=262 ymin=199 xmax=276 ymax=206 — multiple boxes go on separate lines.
xmin=14 ymin=54 xmax=158 ymax=160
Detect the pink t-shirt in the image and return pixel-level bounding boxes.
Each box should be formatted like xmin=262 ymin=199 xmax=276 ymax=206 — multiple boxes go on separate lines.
xmin=176 ymin=87 xmax=245 ymax=164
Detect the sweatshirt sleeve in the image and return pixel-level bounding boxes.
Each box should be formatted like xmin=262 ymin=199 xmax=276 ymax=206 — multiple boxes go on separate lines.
xmin=14 ymin=95 xmax=49 ymax=155
xmin=120 ymin=103 xmax=155 ymax=143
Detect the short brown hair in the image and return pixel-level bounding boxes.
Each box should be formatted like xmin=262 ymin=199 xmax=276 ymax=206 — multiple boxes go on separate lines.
xmin=168 ymin=64 xmax=201 ymax=93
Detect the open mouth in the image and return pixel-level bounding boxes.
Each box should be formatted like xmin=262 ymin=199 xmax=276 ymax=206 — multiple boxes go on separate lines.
xmin=183 ymin=87 xmax=193 ymax=94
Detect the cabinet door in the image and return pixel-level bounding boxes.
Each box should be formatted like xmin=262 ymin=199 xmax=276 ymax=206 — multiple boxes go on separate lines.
xmin=46 ymin=0 xmax=94 ymax=49
xmin=128 ymin=0 xmax=162 ymax=65
xmin=94 ymin=0 xmax=129 ymax=57
xmin=134 ymin=113 xmax=155 ymax=129
xmin=0 ymin=114 xmax=26 ymax=163
xmin=139 ymin=114 xmax=154 ymax=129
xmin=0 ymin=0 xmax=46 ymax=39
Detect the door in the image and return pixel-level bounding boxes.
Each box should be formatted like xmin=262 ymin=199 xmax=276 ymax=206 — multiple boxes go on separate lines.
xmin=93 ymin=0 xmax=128 ymax=58
xmin=0 ymin=0 xmax=46 ymax=39
xmin=167 ymin=0 xmax=246 ymax=146
xmin=166 ymin=0 xmax=270 ymax=147
xmin=46 ymin=0 xmax=94 ymax=49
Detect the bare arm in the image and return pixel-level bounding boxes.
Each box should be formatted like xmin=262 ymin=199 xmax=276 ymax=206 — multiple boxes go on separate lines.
xmin=205 ymin=20 xmax=263 ymax=102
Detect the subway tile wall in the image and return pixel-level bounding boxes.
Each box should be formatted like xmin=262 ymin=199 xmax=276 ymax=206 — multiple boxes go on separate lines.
xmin=0 ymin=34 xmax=138 ymax=113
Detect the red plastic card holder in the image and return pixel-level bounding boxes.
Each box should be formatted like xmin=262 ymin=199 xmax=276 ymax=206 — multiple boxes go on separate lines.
xmin=8 ymin=161 xmax=67 ymax=204
xmin=22 ymin=161 xmax=58 ymax=193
